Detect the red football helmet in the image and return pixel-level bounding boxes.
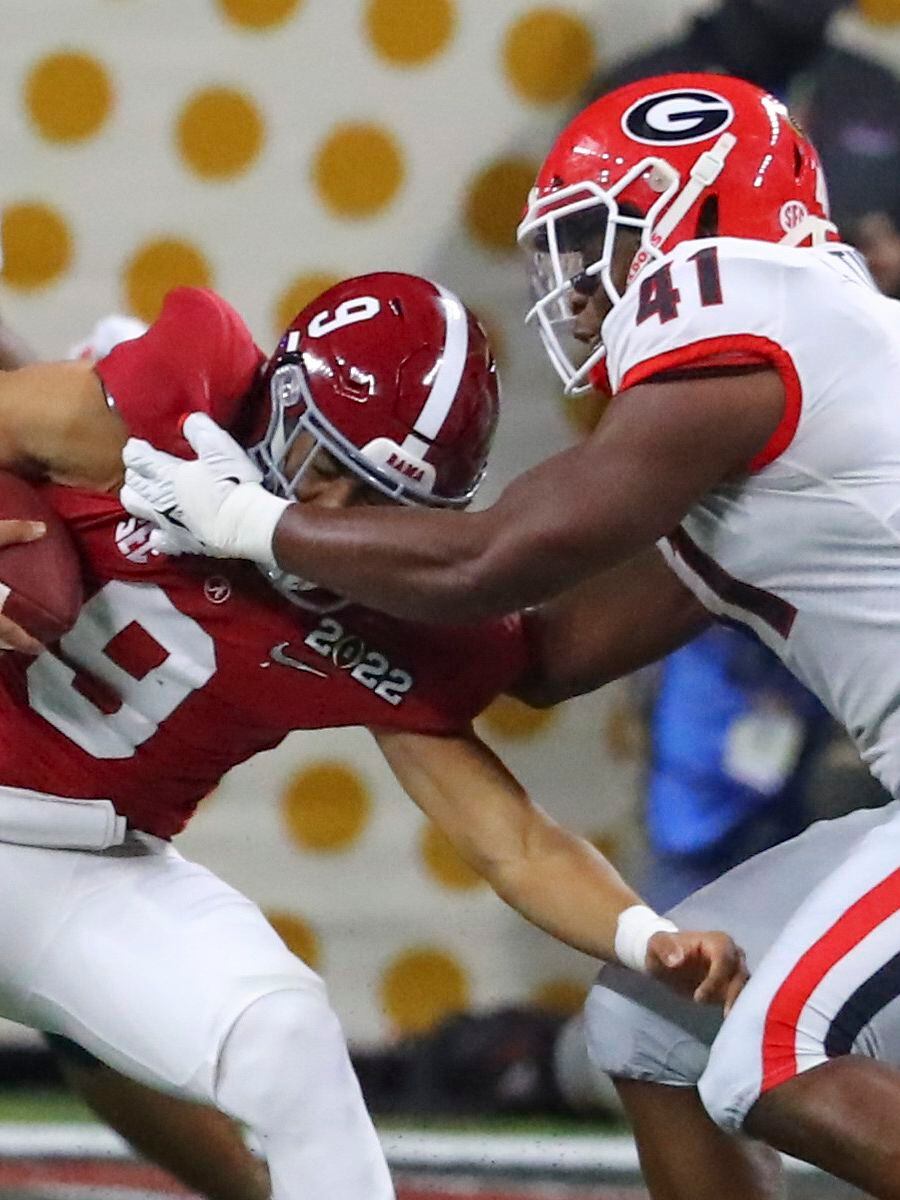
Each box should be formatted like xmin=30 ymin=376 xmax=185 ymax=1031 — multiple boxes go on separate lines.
xmin=518 ymin=72 xmax=837 ymax=394
xmin=248 ymin=271 xmax=498 ymax=608
xmin=252 ymin=271 xmax=497 ymax=506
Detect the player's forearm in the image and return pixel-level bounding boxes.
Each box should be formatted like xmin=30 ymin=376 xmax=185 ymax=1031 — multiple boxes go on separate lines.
xmin=271 ymin=445 xmax=647 ymax=623
xmin=377 ymin=728 xmax=672 ymax=968
xmin=484 ymin=814 xmax=642 ymax=960
xmin=271 ymin=502 xmax=495 ymax=621
xmin=0 ymin=363 xmax=126 ymax=488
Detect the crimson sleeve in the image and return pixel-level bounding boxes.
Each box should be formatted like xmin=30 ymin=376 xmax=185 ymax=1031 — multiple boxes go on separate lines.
xmin=425 ymin=612 xmax=531 ymax=728
xmin=95 ymin=288 xmax=266 ymax=456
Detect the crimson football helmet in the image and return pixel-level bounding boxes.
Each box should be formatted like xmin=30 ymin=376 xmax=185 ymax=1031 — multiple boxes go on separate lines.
xmin=518 ymin=72 xmax=838 ymax=394
xmin=248 ymin=271 xmax=498 ymax=608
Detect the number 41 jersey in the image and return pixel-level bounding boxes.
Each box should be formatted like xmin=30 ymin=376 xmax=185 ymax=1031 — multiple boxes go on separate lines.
xmin=0 ymin=289 xmax=528 ymax=838
xmin=603 ymin=237 xmax=900 ymax=797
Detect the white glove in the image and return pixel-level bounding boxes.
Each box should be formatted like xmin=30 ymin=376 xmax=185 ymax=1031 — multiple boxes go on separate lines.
xmin=120 ymin=412 xmax=291 ymax=564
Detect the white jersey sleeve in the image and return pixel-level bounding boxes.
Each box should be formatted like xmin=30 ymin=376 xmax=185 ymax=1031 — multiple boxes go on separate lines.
xmin=602 ymin=237 xmax=811 ymax=471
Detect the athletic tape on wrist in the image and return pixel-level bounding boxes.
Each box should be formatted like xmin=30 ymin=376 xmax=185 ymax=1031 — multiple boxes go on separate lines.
xmin=614 ymin=905 xmax=678 ymax=973
xmin=220 ymin=483 xmax=290 ymax=566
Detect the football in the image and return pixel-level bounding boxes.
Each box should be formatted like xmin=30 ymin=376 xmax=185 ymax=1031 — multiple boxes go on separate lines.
xmin=0 ymin=471 xmax=83 ymax=644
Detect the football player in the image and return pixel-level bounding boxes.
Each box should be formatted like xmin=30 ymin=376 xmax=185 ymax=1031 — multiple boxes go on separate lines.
xmin=0 ymin=271 xmax=743 ymax=1200
xmin=0 ymin=305 xmax=264 ymax=1200
xmin=124 ymin=75 xmax=900 ymax=1200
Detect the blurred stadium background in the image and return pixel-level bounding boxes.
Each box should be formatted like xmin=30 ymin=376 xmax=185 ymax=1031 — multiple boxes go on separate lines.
xmin=0 ymin=1 xmax=898 ymax=1197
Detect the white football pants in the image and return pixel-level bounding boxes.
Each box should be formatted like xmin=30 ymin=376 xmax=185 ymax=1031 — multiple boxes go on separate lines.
xmin=0 ymin=832 xmax=394 ymax=1200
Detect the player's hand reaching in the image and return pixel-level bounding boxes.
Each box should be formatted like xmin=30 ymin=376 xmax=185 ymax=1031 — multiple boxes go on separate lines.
xmin=646 ymin=928 xmax=748 ymax=1013
xmin=0 ymin=519 xmax=46 ymax=655
xmin=120 ymin=413 xmax=290 ymax=564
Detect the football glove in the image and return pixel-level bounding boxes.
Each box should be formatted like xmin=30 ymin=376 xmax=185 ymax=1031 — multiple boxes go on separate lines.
xmin=120 ymin=412 xmax=290 ymax=564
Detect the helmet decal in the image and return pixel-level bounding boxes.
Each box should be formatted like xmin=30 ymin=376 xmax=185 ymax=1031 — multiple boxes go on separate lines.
xmin=622 ymin=88 xmax=735 ymax=146
xmin=779 ymin=200 xmax=809 ymax=233
xmin=399 ymin=287 xmax=469 ymax=459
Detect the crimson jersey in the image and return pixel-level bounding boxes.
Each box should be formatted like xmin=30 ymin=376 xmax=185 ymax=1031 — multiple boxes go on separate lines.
xmin=0 ymin=289 xmax=527 ymax=838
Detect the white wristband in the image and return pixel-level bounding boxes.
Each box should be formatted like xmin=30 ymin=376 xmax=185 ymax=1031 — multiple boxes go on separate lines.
xmin=216 ymin=482 xmax=291 ymax=567
xmin=614 ymin=905 xmax=678 ymax=973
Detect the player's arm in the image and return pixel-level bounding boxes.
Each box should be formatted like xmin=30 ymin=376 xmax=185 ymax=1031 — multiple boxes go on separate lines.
xmin=0 ymin=362 xmax=127 ymax=655
xmin=0 ymin=366 xmax=126 ymax=654
xmin=373 ymin=725 xmax=746 ymax=1007
xmin=269 ymin=369 xmax=782 ymax=620
xmin=0 ymin=340 xmax=129 ymax=656
xmin=122 ymin=368 xmax=783 ymax=621
xmin=0 ymin=361 xmax=127 ymax=490
xmin=0 ymin=289 xmax=262 ymax=494
xmin=512 ymin=545 xmax=710 ymax=707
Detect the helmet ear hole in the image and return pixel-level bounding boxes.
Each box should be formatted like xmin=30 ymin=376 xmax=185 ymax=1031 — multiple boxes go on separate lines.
xmin=695 ymin=193 xmax=719 ymax=239
xmin=793 ymin=141 xmax=804 ymax=180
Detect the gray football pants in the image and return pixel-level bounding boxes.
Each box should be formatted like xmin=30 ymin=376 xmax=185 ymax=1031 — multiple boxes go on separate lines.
xmin=585 ymin=801 xmax=900 ymax=1130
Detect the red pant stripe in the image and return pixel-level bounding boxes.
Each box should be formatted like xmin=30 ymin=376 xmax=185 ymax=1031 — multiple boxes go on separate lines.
xmin=761 ymin=867 xmax=900 ymax=1092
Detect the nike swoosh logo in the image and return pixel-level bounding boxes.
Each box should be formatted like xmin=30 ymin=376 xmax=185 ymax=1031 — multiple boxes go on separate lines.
xmin=269 ymin=642 xmax=329 ymax=678
xmin=160 ymin=506 xmax=188 ymax=530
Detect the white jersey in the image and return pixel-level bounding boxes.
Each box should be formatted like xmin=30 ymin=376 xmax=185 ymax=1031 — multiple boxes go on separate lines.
xmin=602 ymin=237 xmax=900 ymax=796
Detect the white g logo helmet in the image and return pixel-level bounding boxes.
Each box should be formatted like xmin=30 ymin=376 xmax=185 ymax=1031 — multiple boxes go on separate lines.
xmin=622 ymin=88 xmax=735 ymax=146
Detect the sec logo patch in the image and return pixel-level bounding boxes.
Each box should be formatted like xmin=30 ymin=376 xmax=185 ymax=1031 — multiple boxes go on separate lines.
xmin=780 ymin=200 xmax=808 ymax=233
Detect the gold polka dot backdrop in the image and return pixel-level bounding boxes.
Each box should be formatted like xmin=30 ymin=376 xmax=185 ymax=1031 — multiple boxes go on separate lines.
xmin=2 ymin=202 xmax=73 ymax=290
xmin=266 ymin=909 xmax=322 ymax=970
xmin=273 ymin=271 xmax=342 ymax=340
xmin=365 ymin=0 xmax=457 ymax=65
xmin=176 ymin=87 xmax=266 ymax=180
xmin=25 ymin=50 xmax=114 ymax=143
xmin=856 ymin=0 xmax=900 ymax=22
xmin=420 ymin=821 xmax=486 ymax=891
xmin=503 ymin=9 xmax=596 ymax=104
xmin=124 ymin=239 xmax=212 ymax=323
xmin=281 ymin=761 xmax=372 ymax=852
xmin=380 ymin=946 xmax=470 ymax=1035
xmin=312 ymin=123 xmax=405 ymax=218
xmin=1 ymin=0 xmax=651 ymax=1047
xmin=464 ymin=157 xmax=540 ymax=252
xmin=216 ymin=0 xmax=304 ymax=30
xmin=530 ymin=977 xmax=589 ymax=1015
xmin=478 ymin=694 xmax=558 ymax=741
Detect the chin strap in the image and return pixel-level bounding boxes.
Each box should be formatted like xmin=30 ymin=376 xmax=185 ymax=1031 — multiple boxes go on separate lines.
xmin=651 ymin=132 xmax=737 ymax=248
xmin=779 ymin=213 xmax=840 ymax=247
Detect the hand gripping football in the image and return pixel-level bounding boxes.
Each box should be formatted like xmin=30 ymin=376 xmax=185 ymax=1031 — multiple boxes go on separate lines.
xmin=0 ymin=472 xmax=83 ymax=644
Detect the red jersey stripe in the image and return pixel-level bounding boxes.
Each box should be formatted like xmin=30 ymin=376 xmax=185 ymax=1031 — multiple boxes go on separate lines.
xmin=618 ymin=333 xmax=802 ymax=473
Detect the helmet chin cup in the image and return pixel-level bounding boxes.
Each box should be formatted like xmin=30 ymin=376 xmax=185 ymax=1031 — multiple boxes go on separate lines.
xmin=257 ymin=562 xmax=348 ymax=614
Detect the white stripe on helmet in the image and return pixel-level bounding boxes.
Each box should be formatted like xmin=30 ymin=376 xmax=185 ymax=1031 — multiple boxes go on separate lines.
xmin=400 ymin=283 xmax=469 ymax=458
